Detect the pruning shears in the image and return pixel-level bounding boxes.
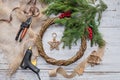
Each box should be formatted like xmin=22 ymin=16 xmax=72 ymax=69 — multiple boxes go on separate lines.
xmin=15 ymin=17 xmax=32 ymax=42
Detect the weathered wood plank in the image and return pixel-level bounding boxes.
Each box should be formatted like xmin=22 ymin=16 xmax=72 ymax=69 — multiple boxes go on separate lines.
xmin=1 ymin=0 xmax=120 ymax=28
xmin=0 ymin=28 xmax=120 ymax=71
xmin=0 ymin=70 xmax=120 ymax=80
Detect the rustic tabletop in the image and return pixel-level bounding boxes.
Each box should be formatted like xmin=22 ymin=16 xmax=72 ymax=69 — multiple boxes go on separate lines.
xmin=0 ymin=0 xmax=120 ymax=80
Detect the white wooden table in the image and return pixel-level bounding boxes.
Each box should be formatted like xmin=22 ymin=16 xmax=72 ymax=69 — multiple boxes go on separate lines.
xmin=0 ymin=0 xmax=120 ymax=80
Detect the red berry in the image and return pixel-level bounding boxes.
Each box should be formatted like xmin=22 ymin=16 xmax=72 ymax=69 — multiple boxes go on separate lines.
xmin=88 ymin=27 xmax=93 ymax=40
xmin=59 ymin=11 xmax=71 ymax=19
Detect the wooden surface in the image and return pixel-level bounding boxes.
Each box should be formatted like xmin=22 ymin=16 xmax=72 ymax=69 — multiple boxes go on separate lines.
xmin=0 ymin=0 xmax=120 ymax=80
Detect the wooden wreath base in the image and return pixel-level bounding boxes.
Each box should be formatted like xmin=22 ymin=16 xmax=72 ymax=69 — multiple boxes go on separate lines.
xmin=36 ymin=18 xmax=87 ymax=66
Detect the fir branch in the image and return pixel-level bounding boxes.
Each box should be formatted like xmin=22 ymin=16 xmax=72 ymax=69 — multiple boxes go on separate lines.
xmin=43 ymin=0 xmax=107 ymax=48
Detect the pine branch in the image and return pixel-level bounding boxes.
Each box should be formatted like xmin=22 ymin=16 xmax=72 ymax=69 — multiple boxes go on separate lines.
xmin=42 ymin=0 xmax=107 ymax=48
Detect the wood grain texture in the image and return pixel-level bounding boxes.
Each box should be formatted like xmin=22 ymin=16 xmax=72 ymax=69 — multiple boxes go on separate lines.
xmin=0 ymin=0 xmax=120 ymax=80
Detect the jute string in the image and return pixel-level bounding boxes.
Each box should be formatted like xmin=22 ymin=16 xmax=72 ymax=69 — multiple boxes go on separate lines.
xmin=49 ymin=45 xmax=105 ymax=78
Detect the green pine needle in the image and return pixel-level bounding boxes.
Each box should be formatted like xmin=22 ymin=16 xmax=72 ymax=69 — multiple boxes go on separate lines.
xmin=42 ymin=0 xmax=107 ymax=48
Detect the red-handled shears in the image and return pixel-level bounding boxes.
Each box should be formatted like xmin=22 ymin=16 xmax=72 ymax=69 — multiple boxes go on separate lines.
xmin=15 ymin=17 xmax=32 ymax=42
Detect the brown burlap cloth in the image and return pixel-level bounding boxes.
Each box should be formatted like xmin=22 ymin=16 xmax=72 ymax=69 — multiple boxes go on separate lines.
xmin=49 ymin=46 xmax=105 ymax=78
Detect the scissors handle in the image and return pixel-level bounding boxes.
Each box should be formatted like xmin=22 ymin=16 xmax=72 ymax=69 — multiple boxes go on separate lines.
xmin=15 ymin=28 xmax=23 ymax=41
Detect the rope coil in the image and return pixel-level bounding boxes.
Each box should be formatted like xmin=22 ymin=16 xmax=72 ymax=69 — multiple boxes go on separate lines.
xmin=35 ymin=18 xmax=87 ymax=66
